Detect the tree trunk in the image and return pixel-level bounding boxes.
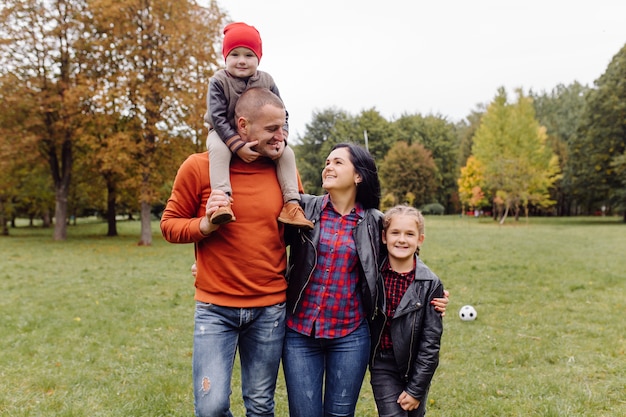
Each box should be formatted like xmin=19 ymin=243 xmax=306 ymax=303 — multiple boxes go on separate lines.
xmin=499 ymin=206 xmax=509 ymax=225
xmin=50 ymin=129 xmax=73 ymax=240
xmin=138 ymin=201 xmax=152 ymax=246
xmin=53 ymin=182 xmax=69 ymax=241
xmin=42 ymin=210 xmax=51 ymax=228
xmin=0 ymin=198 xmax=8 ymax=236
xmin=106 ymin=179 xmax=118 ymax=237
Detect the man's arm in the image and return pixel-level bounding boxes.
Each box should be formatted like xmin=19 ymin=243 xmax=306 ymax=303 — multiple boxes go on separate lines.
xmin=160 ymin=154 xmax=211 ymax=243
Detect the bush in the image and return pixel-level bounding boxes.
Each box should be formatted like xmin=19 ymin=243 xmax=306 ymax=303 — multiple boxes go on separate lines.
xmin=420 ymin=203 xmax=445 ymax=215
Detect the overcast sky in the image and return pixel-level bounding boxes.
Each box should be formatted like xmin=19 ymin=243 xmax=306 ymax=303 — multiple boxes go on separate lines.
xmin=211 ymin=0 xmax=626 ymax=138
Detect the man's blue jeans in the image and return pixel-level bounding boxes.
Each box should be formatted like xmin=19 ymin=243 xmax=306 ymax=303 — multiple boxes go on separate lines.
xmin=282 ymin=321 xmax=370 ymax=417
xmin=192 ymin=301 xmax=286 ymax=417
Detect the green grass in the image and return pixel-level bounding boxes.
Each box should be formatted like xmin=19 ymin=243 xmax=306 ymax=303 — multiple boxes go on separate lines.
xmin=1 ymin=216 xmax=624 ymax=416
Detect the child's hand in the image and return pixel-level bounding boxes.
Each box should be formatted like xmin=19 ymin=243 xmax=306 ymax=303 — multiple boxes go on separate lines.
xmin=431 ymin=289 xmax=450 ymax=316
xmin=236 ymin=141 xmax=261 ymax=163
xmin=397 ymin=391 xmax=420 ymax=411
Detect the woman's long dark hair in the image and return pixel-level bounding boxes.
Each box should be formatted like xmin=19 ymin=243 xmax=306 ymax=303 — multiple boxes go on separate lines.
xmin=331 ymin=143 xmax=381 ymax=210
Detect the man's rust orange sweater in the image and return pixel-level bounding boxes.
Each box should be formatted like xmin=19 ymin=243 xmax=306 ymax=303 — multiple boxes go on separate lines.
xmin=161 ymin=152 xmax=288 ymax=308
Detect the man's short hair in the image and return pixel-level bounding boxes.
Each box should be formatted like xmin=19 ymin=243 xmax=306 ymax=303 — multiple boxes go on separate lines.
xmin=235 ymin=87 xmax=285 ymax=122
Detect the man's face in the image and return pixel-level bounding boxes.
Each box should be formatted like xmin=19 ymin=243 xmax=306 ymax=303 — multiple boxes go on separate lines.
xmin=244 ymin=104 xmax=286 ymax=159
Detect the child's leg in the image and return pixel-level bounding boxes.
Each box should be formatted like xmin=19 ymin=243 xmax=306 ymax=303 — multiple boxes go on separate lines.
xmin=371 ymin=351 xmax=421 ymax=417
xmin=276 ymin=145 xmax=313 ymax=229
xmin=206 ymin=130 xmax=235 ymax=224
xmin=275 ymin=144 xmax=300 ymax=203
xmin=206 ymin=130 xmax=233 ymax=196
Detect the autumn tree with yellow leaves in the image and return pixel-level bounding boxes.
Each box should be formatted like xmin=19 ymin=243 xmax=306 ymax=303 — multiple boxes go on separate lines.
xmin=470 ymin=88 xmax=560 ymax=223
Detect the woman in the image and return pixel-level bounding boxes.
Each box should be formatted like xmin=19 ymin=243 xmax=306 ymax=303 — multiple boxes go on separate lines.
xmin=283 ymin=143 xmax=447 ymax=417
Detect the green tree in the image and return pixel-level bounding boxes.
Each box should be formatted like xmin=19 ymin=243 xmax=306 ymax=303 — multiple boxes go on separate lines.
xmin=352 ymin=108 xmax=397 ymax=162
xmin=569 ymin=43 xmax=626 ymax=221
xmin=379 ymin=141 xmax=438 ymax=208
xmin=393 ymin=114 xmax=460 ymax=212
xmin=611 ymin=154 xmax=626 ymax=216
xmin=531 ymin=82 xmax=589 ymax=215
xmin=456 ymin=104 xmax=486 ymax=169
xmin=472 ymin=88 xmax=559 ymax=223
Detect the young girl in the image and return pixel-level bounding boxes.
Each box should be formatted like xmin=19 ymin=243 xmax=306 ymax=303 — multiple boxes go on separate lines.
xmin=369 ymin=205 xmax=444 ymax=417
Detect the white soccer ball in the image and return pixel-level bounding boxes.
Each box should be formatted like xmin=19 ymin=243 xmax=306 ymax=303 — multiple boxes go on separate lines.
xmin=459 ymin=305 xmax=477 ymax=321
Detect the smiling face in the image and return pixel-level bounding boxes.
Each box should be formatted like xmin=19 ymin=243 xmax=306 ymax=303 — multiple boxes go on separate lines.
xmin=238 ymin=103 xmax=286 ymax=159
xmin=382 ymin=214 xmax=425 ymax=263
xmin=225 ymin=47 xmax=259 ymax=78
xmin=322 ymin=147 xmax=361 ymax=192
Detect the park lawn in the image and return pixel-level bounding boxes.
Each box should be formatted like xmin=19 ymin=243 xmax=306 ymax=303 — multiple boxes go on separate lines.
xmin=1 ymin=216 xmax=624 ymax=416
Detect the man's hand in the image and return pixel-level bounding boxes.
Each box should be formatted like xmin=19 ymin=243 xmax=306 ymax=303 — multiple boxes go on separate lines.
xmin=431 ymin=289 xmax=450 ymax=316
xmin=236 ymin=141 xmax=261 ymax=163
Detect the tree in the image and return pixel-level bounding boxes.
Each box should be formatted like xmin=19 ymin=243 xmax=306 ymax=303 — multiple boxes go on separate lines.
xmin=394 ymin=114 xmax=460 ymax=212
xmin=379 ymin=141 xmax=438 ymax=208
xmin=569 ymin=43 xmax=626 ymax=221
xmin=457 ymin=156 xmax=487 ymax=214
xmin=472 ymin=88 xmax=559 ymax=223
xmin=0 ymin=0 xmax=92 ymax=240
xmin=531 ymin=82 xmax=589 ymax=215
xmin=611 ymin=154 xmax=626 ymax=217
xmin=456 ymin=104 xmax=486 ymax=169
xmin=352 ymin=108 xmax=397 ymax=163
xmin=84 ymin=0 xmax=224 ymax=244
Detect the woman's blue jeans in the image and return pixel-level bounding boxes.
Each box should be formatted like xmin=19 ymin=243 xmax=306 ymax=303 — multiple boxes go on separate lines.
xmin=192 ymin=301 xmax=286 ymax=417
xmin=282 ymin=321 xmax=370 ymax=417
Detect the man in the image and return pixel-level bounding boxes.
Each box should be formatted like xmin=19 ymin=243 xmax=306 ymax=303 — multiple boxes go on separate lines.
xmin=161 ymin=87 xmax=291 ymax=417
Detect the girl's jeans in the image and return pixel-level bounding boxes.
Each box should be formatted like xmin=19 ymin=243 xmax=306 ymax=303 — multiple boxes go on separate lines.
xmin=370 ymin=350 xmax=428 ymax=417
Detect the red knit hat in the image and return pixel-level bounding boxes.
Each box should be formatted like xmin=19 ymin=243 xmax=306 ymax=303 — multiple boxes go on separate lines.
xmin=222 ymin=22 xmax=263 ymax=61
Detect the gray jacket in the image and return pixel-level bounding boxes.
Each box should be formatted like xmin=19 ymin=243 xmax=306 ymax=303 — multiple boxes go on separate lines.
xmin=204 ymin=69 xmax=286 ymax=153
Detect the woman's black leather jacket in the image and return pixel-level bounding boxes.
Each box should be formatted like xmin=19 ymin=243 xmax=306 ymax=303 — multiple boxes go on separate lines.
xmin=284 ymin=194 xmax=383 ymax=319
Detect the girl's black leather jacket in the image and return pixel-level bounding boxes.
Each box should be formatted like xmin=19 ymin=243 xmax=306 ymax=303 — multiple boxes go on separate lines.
xmin=369 ymin=254 xmax=444 ymax=402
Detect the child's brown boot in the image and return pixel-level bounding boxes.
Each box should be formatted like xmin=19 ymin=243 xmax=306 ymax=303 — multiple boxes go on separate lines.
xmin=211 ymin=204 xmax=236 ymax=225
xmin=278 ymin=202 xmax=314 ymax=229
